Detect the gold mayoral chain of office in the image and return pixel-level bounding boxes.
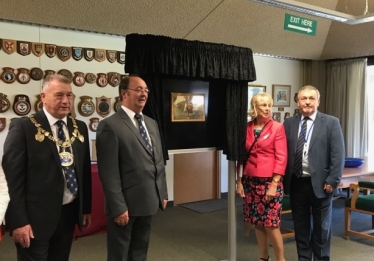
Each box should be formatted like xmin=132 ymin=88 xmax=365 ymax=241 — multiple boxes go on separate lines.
xmin=28 ymin=114 xmax=84 ymax=166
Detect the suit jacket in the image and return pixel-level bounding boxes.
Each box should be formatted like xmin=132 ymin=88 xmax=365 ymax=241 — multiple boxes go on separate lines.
xmin=283 ymin=111 xmax=345 ymax=198
xmin=2 ymin=110 xmax=92 ymax=239
xmin=242 ymin=120 xmax=287 ymax=178
xmin=96 ymin=109 xmax=168 ymax=218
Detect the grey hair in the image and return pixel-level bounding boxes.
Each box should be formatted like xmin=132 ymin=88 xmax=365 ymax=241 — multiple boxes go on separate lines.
xmin=297 ymin=85 xmax=320 ymax=100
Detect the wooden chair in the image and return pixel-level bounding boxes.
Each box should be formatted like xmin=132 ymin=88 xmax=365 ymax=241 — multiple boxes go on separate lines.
xmin=280 ymin=194 xmax=295 ymax=239
xmin=344 ymin=181 xmax=374 ymax=241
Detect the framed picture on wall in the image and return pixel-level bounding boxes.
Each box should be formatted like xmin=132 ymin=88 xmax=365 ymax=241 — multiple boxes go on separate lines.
xmin=272 ymin=112 xmax=281 ymax=123
xmin=272 ymin=84 xmax=291 ymax=107
xmin=248 ymin=84 xmax=266 ymax=103
xmin=248 ymin=84 xmax=266 ymax=121
xmin=171 ymin=93 xmax=205 ymax=122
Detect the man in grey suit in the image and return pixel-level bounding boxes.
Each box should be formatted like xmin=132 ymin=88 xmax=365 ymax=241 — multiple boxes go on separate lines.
xmin=283 ymin=85 xmax=345 ymax=261
xmin=96 ymin=75 xmax=168 ymax=261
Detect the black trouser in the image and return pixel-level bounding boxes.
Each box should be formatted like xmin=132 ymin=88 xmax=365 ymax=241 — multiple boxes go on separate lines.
xmin=16 ymin=200 xmax=77 ymax=261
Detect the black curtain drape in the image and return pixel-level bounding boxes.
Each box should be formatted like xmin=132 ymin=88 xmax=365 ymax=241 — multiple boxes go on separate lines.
xmin=125 ymin=34 xmax=256 ymax=161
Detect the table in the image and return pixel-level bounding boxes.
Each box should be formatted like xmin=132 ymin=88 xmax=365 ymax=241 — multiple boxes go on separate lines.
xmin=339 ymin=159 xmax=374 ymax=189
xmin=74 ymin=163 xmax=107 ymax=238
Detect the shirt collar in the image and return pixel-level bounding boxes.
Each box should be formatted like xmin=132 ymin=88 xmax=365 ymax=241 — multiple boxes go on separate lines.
xmin=121 ymin=105 xmax=143 ymax=120
xmin=301 ymin=111 xmax=317 ymax=122
xmin=43 ymin=107 xmax=67 ymax=127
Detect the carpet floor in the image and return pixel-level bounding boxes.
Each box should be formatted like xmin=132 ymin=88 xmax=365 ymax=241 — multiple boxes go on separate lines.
xmin=1 ymin=198 xmax=374 ymax=261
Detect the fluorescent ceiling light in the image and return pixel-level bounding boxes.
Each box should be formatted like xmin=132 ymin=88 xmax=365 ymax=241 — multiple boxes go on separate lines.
xmin=250 ymin=0 xmax=374 ymax=25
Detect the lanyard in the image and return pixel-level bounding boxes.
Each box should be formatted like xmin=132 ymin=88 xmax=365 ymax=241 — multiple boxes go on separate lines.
xmin=300 ymin=119 xmax=315 ymax=143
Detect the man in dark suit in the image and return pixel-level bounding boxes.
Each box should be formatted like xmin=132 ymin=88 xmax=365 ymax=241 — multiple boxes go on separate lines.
xmin=2 ymin=74 xmax=92 ymax=261
xmin=283 ymin=85 xmax=345 ymax=261
xmin=96 ymin=75 xmax=168 ymax=261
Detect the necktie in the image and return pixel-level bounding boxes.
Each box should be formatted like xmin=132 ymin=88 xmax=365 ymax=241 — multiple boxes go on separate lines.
xmin=56 ymin=120 xmax=78 ymax=194
xmin=134 ymin=114 xmax=153 ymax=153
xmin=293 ymin=117 xmax=309 ymax=177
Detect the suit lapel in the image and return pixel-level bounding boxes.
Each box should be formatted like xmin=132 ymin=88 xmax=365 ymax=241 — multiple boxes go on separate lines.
xmin=34 ymin=110 xmax=61 ymax=168
xmin=290 ymin=115 xmax=301 ymax=153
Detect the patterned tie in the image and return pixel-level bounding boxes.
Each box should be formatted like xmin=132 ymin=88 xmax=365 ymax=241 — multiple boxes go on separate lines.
xmin=293 ymin=117 xmax=309 ymax=177
xmin=56 ymin=120 xmax=78 ymax=194
xmin=134 ymin=114 xmax=153 ymax=153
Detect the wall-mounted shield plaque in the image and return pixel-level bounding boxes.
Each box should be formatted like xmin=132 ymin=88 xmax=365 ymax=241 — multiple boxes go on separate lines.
xmin=84 ymin=48 xmax=94 ymax=62
xmin=108 ymin=72 xmax=120 ymax=87
xmin=106 ymin=50 xmax=117 ymax=63
xmin=30 ymin=67 xmax=44 ymax=81
xmin=78 ymin=96 xmax=95 ymax=117
xmin=72 ymin=47 xmax=83 ymax=61
xmin=95 ymin=49 xmax=106 ymax=62
xmin=85 ymin=73 xmax=97 ymax=84
xmin=96 ymin=96 xmax=111 ymax=118
xmin=57 ymin=69 xmax=73 ymax=82
xmin=17 ymin=41 xmax=31 ymax=56
xmin=0 ymin=93 xmax=11 ymax=113
xmin=1 ymin=67 xmax=16 ymax=83
xmin=97 ymin=73 xmax=108 ymax=87
xmin=113 ymin=96 xmax=121 ymax=112
xmin=32 ymin=42 xmax=45 ymax=57
xmin=16 ymin=68 xmax=31 ymax=84
xmin=117 ymin=51 xmax=125 ymax=64
xmin=57 ymin=46 xmax=72 ymax=62
xmin=45 ymin=44 xmax=57 ymax=58
xmin=2 ymin=39 xmax=16 ymax=54
xmin=34 ymin=94 xmax=43 ymax=112
xmin=73 ymin=72 xmax=85 ymax=87
xmin=13 ymin=94 xmax=31 ymax=116
xmin=44 ymin=70 xmax=56 ymax=79
xmin=0 ymin=118 xmax=6 ymax=132
xmin=89 ymin=117 xmax=100 ymax=132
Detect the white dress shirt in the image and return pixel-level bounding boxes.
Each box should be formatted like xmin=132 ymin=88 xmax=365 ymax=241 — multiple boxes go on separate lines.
xmin=43 ymin=108 xmax=75 ymax=204
xmin=299 ymin=111 xmax=317 ymax=177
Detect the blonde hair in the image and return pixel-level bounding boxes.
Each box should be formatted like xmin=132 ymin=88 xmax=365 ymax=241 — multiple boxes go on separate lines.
xmin=248 ymin=92 xmax=273 ymax=119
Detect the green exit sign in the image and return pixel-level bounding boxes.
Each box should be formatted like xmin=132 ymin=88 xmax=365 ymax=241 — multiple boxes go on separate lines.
xmin=284 ymin=13 xmax=317 ymax=36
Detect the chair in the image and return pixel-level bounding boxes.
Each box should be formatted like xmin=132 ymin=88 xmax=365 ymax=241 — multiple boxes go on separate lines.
xmin=280 ymin=194 xmax=295 ymax=239
xmin=344 ymin=181 xmax=374 ymax=241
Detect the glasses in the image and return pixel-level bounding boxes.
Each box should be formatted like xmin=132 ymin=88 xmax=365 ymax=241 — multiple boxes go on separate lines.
xmin=127 ymin=88 xmax=150 ymax=94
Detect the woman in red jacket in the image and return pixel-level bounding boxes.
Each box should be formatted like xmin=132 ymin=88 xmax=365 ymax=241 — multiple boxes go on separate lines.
xmin=237 ymin=92 xmax=287 ymax=261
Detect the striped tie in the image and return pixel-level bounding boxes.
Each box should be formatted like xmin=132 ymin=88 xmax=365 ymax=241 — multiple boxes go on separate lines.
xmin=56 ymin=120 xmax=78 ymax=194
xmin=293 ymin=117 xmax=309 ymax=177
xmin=134 ymin=114 xmax=153 ymax=154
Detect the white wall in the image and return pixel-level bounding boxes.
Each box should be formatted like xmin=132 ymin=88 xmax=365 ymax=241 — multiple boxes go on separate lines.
xmin=0 ymin=21 xmax=125 ymax=155
xmin=220 ymin=55 xmax=303 ymax=193
xmin=0 ymin=21 xmax=304 ymax=200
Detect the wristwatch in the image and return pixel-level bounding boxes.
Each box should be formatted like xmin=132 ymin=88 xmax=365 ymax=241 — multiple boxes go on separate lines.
xmin=272 ymin=177 xmax=280 ymax=183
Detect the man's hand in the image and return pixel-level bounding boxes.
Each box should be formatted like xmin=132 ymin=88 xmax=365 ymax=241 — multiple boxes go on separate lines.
xmin=12 ymin=224 xmax=34 ymax=248
xmin=324 ymin=183 xmax=334 ymax=193
xmin=163 ymin=199 xmax=168 ymax=210
xmin=82 ymin=214 xmax=91 ymax=229
xmin=114 ymin=211 xmax=129 ymax=226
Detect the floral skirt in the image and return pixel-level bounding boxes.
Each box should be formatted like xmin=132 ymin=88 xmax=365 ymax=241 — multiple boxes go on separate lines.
xmin=242 ymin=176 xmax=283 ymax=227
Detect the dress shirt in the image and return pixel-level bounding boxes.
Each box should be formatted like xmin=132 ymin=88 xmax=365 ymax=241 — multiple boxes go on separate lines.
xmin=43 ymin=108 xmax=75 ymax=204
xmin=299 ymin=111 xmax=317 ymax=177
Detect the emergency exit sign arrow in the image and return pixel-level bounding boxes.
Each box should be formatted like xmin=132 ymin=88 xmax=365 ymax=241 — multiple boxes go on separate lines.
xmin=284 ymin=13 xmax=317 ymax=36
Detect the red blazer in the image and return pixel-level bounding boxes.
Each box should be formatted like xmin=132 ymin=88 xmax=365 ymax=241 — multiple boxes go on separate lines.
xmin=243 ymin=119 xmax=287 ymax=178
